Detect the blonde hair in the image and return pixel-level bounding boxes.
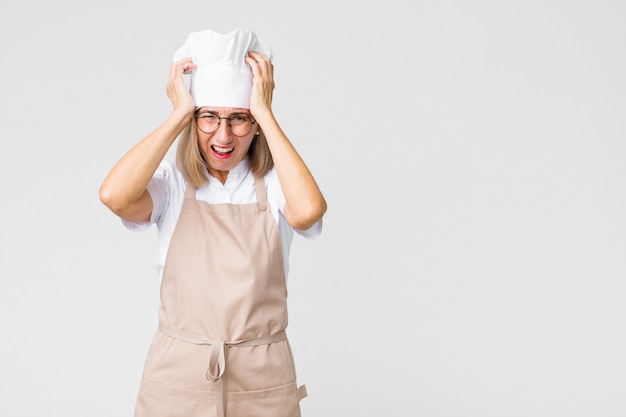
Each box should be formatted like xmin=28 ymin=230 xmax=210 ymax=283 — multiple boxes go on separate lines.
xmin=176 ymin=117 xmax=274 ymax=187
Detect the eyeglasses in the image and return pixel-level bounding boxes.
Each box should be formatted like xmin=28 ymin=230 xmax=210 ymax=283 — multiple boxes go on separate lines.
xmin=194 ymin=110 xmax=256 ymax=137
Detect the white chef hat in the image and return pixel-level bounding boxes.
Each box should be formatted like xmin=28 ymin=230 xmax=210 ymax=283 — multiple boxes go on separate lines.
xmin=173 ymin=28 xmax=273 ymax=109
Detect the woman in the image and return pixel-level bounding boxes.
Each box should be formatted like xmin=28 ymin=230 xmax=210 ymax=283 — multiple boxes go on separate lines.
xmin=99 ymin=29 xmax=326 ymax=417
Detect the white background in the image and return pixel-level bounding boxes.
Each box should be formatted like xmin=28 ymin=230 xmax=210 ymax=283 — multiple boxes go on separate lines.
xmin=1 ymin=1 xmax=625 ymax=416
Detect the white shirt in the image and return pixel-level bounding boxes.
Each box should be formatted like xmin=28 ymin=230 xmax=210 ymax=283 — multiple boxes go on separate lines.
xmin=123 ymin=158 xmax=322 ymax=280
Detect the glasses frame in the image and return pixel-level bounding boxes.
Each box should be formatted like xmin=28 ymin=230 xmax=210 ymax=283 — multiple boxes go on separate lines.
xmin=194 ymin=109 xmax=257 ymax=137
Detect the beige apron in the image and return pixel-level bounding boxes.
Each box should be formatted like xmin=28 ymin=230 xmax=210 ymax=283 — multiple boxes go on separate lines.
xmin=134 ymin=175 xmax=307 ymax=417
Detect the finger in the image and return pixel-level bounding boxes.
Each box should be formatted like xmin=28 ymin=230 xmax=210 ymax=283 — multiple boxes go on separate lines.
xmin=175 ymin=57 xmax=195 ymax=66
xmin=182 ymin=62 xmax=197 ymax=74
xmin=246 ymin=54 xmax=272 ymax=80
xmin=167 ymin=58 xmax=195 ymax=104
xmin=171 ymin=57 xmax=196 ymax=77
xmin=247 ymin=50 xmax=269 ymax=62
xmin=246 ymin=52 xmax=272 ymax=71
xmin=245 ymin=57 xmax=267 ymax=83
xmin=245 ymin=55 xmax=261 ymax=77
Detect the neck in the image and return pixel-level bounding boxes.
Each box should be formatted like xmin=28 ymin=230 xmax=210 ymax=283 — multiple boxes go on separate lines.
xmin=209 ymin=169 xmax=229 ymax=185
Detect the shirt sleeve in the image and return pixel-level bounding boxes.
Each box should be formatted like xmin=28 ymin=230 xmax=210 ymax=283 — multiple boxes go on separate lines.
xmin=121 ymin=162 xmax=171 ymax=232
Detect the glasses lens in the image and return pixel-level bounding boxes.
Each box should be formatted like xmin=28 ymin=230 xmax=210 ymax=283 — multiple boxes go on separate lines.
xmin=197 ymin=113 xmax=219 ymax=133
xmin=230 ymin=115 xmax=252 ymax=136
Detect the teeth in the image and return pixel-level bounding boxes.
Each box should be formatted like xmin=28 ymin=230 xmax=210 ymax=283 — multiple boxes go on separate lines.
xmin=211 ymin=145 xmax=234 ymax=153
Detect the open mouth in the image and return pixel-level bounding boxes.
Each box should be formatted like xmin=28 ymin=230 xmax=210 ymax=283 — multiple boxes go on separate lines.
xmin=211 ymin=145 xmax=234 ymax=157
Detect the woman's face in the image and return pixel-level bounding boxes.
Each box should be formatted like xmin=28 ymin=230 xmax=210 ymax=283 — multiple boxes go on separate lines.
xmin=195 ymin=106 xmax=258 ymax=178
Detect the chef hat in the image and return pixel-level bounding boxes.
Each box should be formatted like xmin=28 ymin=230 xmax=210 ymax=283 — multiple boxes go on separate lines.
xmin=173 ymin=28 xmax=273 ymax=109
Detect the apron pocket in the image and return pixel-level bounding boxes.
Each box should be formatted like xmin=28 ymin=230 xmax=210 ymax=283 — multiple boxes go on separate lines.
xmin=226 ymin=381 xmax=304 ymax=417
xmin=137 ymin=382 xmax=216 ymax=417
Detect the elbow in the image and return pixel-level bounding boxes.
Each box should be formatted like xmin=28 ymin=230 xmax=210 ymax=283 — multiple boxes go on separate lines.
xmin=99 ymin=182 xmax=152 ymax=223
xmin=99 ymin=183 xmax=127 ymax=215
xmin=290 ymin=198 xmax=327 ymax=231
xmin=317 ymin=198 xmax=328 ymax=221
xmin=99 ymin=183 xmax=115 ymax=210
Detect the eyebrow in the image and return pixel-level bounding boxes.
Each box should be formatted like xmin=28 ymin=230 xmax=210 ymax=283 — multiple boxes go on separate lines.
xmin=196 ymin=109 xmax=218 ymax=115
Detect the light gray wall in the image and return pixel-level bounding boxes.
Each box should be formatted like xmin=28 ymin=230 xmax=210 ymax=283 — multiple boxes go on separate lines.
xmin=1 ymin=1 xmax=625 ymax=416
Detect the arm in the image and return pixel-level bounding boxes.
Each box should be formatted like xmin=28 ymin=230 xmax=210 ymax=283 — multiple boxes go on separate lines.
xmin=99 ymin=58 xmax=197 ymax=222
xmin=246 ymin=52 xmax=327 ymax=231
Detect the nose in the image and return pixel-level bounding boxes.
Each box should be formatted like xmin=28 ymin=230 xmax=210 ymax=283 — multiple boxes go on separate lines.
xmin=213 ymin=118 xmax=233 ymax=142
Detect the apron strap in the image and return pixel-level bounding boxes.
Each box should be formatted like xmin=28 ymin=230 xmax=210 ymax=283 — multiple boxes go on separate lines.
xmin=158 ymin=324 xmax=287 ymax=417
xmin=184 ymin=182 xmax=196 ymax=200
xmin=297 ymin=384 xmax=308 ymax=401
xmin=253 ymin=175 xmax=266 ymax=203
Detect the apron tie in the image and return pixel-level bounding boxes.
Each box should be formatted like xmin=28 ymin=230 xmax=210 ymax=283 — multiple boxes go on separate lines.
xmin=206 ymin=340 xmax=225 ymax=382
xmin=158 ymin=324 xmax=287 ymax=417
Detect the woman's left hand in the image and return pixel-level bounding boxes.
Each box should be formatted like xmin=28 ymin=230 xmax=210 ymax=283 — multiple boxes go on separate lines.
xmin=245 ymin=51 xmax=274 ymax=117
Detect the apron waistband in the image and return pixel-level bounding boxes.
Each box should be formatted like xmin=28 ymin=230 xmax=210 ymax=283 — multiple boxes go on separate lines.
xmin=158 ymin=324 xmax=288 ymax=417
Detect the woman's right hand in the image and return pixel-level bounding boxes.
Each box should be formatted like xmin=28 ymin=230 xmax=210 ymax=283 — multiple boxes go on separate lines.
xmin=167 ymin=57 xmax=197 ymax=115
xmin=99 ymin=58 xmax=198 ymax=221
